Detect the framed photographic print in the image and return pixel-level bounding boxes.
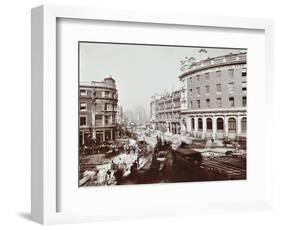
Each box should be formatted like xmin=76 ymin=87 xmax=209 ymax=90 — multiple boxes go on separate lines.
xmin=78 ymin=42 xmax=247 ymax=187
xmin=31 ymin=5 xmax=274 ymax=225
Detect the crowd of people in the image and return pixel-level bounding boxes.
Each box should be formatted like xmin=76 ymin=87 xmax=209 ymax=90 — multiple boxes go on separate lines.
xmin=81 ymin=131 xmax=183 ymax=186
xmin=82 ymin=139 xmax=149 ymax=186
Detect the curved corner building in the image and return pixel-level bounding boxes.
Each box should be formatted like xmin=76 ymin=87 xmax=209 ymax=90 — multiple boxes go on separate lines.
xmin=80 ymin=77 xmax=118 ymax=145
xmin=179 ymin=52 xmax=247 ymax=140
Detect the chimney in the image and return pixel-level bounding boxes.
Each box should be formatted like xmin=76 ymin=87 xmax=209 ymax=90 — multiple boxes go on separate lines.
xmin=198 ymin=48 xmax=208 ymax=61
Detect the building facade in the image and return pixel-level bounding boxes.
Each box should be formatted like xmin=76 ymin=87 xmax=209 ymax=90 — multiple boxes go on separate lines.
xmin=80 ymin=77 xmax=118 ymax=145
xmin=116 ymin=105 xmax=124 ymax=124
xmin=150 ymin=90 xmax=181 ymax=134
xmin=179 ymin=52 xmax=247 ymax=140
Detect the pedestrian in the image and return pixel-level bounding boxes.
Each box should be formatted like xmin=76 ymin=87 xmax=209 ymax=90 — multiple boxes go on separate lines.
xmin=130 ymin=161 xmax=138 ymax=178
xmin=123 ymin=144 xmax=127 ymax=154
xmin=96 ymin=170 xmax=105 ymax=186
xmin=115 ymin=167 xmax=124 ymax=185
xmin=137 ymin=155 xmax=140 ymax=167
xmin=105 ymin=170 xmax=112 ymax=185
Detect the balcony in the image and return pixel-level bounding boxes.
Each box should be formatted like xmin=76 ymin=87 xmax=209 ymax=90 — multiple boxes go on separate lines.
xmin=95 ymin=96 xmax=118 ymax=102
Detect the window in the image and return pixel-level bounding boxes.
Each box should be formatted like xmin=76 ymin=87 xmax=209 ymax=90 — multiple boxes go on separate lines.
xmin=190 ymin=77 xmax=193 ymax=83
xmin=95 ymin=91 xmax=102 ymax=97
xmin=205 ymin=85 xmax=210 ymax=94
xmin=191 ymin=118 xmax=195 ymax=130
xmin=229 ymin=97 xmax=235 ymax=107
xmin=80 ymin=102 xmax=87 ymax=111
xmin=217 ymin=98 xmax=222 ymax=107
xmin=228 ymin=82 xmax=234 ymax=94
xmin=105 ymin=103 xmax=113 ymax=111
xmin=196 ymin=87 xmax=200 ymax=96
xmin=229 ymin=69 xmax=234 ymax=77
xmin=95 ymin=115 xmax=103 ymax=126
xmin=112 ymin=115 xmax=116 ymax=124
xmin=190 ymin=101 xmax=193 ymax=109
xmin=228 ymin=118 xmax=236 ymax=132
xmin=104 ymin=91 xmax=110 ymax=98
xmin=241 ymin=117 xmax=247 ymax=133
xmin=105 ymin=130 xmax=111 ymax=141
xmin=80 ymin=116 xmax=86 ymax=126
xmin=198 ymin=118 xmax=203 ymax=130
xmin=95 ymin=103 xmax=103 ymax=112
xmin=80 ymin=89 xmax=87 ymax=96
xmin=104 ymin=115 xmax=109 ymax=125
xmin=242 ymin=81 xmax=247 ymax=92
xmin=96 ymin=131 xmax=104 ymax=144
xmin=216 ymin=71 xmax=221 ymax=78
xmin=197 ymin=100 xmax=200 ymax=109
xmin=217 ymin=118 xmax=224 ymax=130
xmin=189 ymin=89 xmax=193 ymax=97
xmin=242 ymin=96 xmax=247 ymax=107
xmin=206 ymin=99 xmax=210 ymax=108
xmin=242 ymin=68 xmax=247 ymax=77
xmin=216 ymin=83 xmax=221 ymax=93
xmin=205 ymin=72 xmax=210 ymax=80
xmin=207 ymin=118 xmax=212 ymax=130
xmin=196 ymin=75 xmax=200 ymax=81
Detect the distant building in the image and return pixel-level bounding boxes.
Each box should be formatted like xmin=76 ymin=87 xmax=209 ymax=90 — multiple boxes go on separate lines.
xmin=123 ymin=107 xmax=148 ymax=124
xmin=134 ymin=106 xmax=147 ymax=123
xmin=150 ymin=90 xmax=181 ymax=134
xmin=150 ymin=95 xmax=161 ymax=127
xmin=116 ymin=105 xmax=123 ymax=124
xmin=79 ymin=77 xmax=118 ymax=145
xmin=179 ymin=52 xmax=247 ymax=139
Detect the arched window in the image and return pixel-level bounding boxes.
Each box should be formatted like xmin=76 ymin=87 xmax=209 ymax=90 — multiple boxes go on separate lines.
xmin=191 ymin=118 xmax=195 ymax=130
xmin=228 ymin=118 xmax=237 ymax=132
xmin=241 ymin=117 xmax=247 ymax=133
xmin=198 ymin=118 xmax=203 ymax=130
xmin=207 ymin=118 xmax=212 ymax=130
xmin=217 ymin=118 xmax=224 ymax=130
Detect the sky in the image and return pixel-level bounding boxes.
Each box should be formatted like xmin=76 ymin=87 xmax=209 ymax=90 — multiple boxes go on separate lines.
xmin=79 ymin=42 xmax=245 ymax=114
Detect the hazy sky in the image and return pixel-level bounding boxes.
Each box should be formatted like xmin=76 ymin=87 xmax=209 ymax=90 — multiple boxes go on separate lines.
xmin=80 ymin=42 xmax=245 ymax=113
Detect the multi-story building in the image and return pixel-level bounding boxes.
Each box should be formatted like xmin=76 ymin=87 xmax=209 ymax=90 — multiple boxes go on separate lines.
xmin=150 ymin=90 xmax=181 ymax=134
xmin=116 ymin=105 xmax=124 ymax=124
xmin=150 ymin=95 xmax=160 ymax=128
xmin=179 ymin=52 xmax=247 ymax=139
xmin=79 ymin=77 xmax=118 ymax=145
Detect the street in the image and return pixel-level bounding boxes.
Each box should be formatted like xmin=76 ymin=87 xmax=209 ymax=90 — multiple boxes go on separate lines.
xmin=79 ymin=130 xmax=246 ymax=187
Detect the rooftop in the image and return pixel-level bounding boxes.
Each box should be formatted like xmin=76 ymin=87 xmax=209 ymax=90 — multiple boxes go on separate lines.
xmin=179 ymin=52 xmax=247 ymax=80
xmin=80 ymin=76 xmax=117 ymax=89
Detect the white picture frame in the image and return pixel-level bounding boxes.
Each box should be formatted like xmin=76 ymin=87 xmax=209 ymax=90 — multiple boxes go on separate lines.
xmin=31 ymin=5 xmax=274 ymax=225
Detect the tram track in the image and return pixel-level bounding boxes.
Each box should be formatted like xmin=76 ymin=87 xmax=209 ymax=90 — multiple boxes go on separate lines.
xmin=201 ymin=156 xmax=246 ymax=179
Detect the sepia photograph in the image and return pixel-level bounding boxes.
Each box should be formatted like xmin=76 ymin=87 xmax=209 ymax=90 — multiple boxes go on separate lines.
xmin=78 ymin=42 xmax=247 ymax=187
